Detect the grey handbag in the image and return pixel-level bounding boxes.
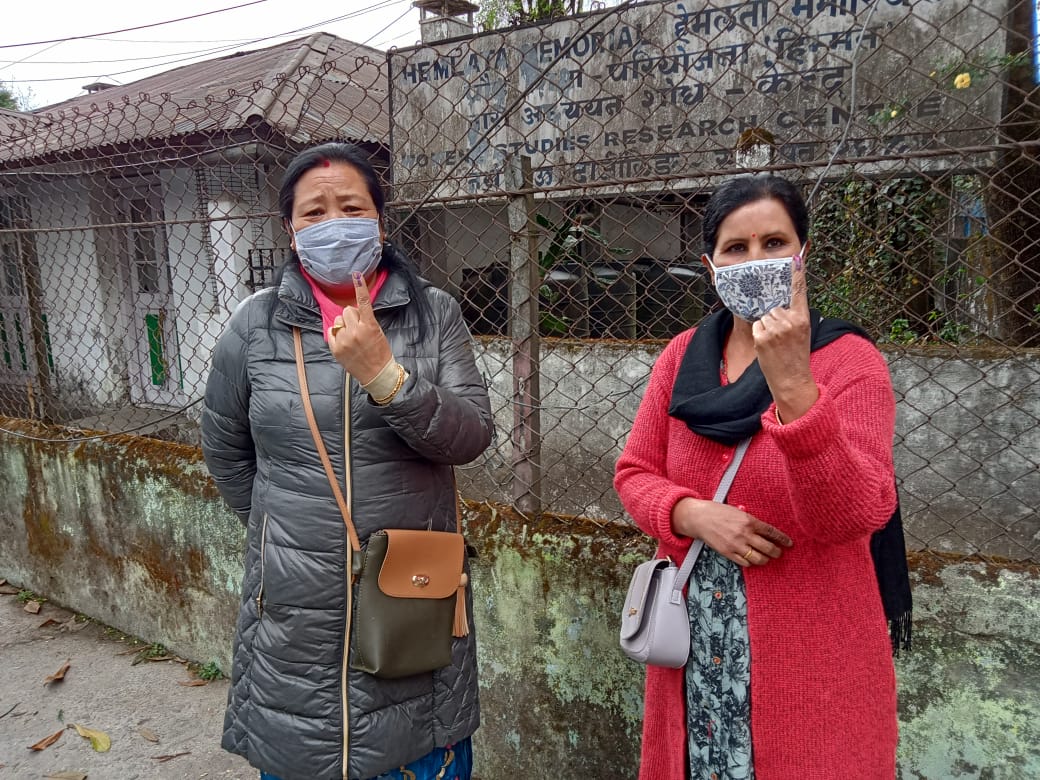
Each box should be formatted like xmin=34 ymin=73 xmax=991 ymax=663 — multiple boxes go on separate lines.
xmin=619 ymin=438 xmax=751 ymax=668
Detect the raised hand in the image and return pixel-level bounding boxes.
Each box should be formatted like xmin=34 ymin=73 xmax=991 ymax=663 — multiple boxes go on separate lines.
xmin=752 ymin=252 xmax=819 ymax=423
xmin=327 ymin=272 xmax=393 ymax=385
xmin=673 ymin=497 xmax=793 ymax=567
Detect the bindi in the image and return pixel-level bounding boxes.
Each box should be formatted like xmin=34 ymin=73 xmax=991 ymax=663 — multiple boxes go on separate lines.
xmin=751 ymin=232 xmax=757 ymax=238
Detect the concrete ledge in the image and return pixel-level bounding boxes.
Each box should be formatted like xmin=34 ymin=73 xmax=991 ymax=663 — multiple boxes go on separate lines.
xmin=0 ymin=418 xmax=243 ymax=672
xmin=2 ymin=421 xmax=1038 ymax=777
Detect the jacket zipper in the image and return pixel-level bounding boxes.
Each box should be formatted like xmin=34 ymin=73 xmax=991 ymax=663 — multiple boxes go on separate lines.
xmin=342 ymin=375 xmax=353 ymax=780
xmin=256 ymin=513 xmax=269 ymax=618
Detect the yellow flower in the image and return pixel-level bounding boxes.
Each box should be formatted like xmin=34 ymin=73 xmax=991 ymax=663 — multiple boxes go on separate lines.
xmin=890 ymin=109 xmax=899 ymax=118
xmin=954 ymin=72 xmax=972 ymax=89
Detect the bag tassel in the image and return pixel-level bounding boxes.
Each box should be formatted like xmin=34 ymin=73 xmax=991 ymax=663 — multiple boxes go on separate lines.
xmin=453 ymin=572 xmax=469 ymax=637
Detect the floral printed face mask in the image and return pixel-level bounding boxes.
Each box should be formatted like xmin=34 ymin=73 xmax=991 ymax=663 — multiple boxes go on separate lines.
xmin=705 ymin=249 xmax=802 ymax=322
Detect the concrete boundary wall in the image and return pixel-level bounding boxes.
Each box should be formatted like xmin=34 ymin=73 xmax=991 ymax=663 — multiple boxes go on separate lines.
xmin=469 ymin=339 xmax=1040 ymax=560
xmin=1 ymin=419 xmax=1038 ymax=777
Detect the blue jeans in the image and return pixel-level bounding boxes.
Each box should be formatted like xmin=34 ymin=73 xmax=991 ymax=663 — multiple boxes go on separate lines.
xmin=260 ymin=736 xmax=473 ymax=780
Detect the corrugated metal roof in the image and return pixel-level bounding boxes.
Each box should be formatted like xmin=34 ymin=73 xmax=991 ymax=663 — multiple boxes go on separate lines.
xmin=0 ymin=107 xmax=39 ymax=146
xmin=0 ymin=33 xmax=388 ymax=164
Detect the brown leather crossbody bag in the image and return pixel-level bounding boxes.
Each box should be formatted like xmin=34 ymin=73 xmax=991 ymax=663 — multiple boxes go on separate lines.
xmin=293 ymin=328 xmax=469 ymax=679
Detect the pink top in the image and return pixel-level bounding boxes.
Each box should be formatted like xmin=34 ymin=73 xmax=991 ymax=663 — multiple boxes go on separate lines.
xmin=300 ymin=268 xmax=390 ymax=341
xmin=614 ymin=328 xmax=899 ymax=780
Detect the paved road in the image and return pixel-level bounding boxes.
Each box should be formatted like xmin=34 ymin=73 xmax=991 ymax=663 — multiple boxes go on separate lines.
xmin=0 ymin=586 xmax=253 ymax=780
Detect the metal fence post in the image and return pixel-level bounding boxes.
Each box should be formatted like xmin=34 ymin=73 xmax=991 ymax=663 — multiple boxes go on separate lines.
xmin=506 ymin=154 xmax=542 ymax=516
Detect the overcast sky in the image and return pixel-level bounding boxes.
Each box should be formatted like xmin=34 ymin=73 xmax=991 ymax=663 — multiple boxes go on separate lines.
xmin=2 ymin=0 xmax=428 ymax=109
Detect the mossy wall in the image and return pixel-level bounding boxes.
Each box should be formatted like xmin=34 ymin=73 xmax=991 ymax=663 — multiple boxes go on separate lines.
xmin=1 ymin=421 xmax=1037 ymax=778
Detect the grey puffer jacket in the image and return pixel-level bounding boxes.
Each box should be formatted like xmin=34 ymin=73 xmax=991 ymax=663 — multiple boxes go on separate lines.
xmin=200 ymin=263 xmax=493 ymax=780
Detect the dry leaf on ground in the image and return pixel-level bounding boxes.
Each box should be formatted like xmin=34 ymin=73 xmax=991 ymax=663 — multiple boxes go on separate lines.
xmin=28 ymin=728 xmax=65 ymax=751
xmin=177 ymin=679 xmax=209 ymax=687
xmin=44 ymin=772 xmax=88 ymax=780
xmin=139 ymin=727 xmax=160 ymax=743
xmin=151 ymin=751 xmax=191 ymax=762
xmin=38 ymin=617 xmax=63 ymax=628
xmin=44 ymin=660 xmax=71 ymax=685
xmin=23 ymin=600 xmax=42 ymax=614
xmin=70 ymin=723 xmax=111 ymax=753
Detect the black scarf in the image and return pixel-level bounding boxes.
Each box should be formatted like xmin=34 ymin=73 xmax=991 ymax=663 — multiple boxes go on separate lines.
xmin=668 ymin=308 xmax=912 ymax=653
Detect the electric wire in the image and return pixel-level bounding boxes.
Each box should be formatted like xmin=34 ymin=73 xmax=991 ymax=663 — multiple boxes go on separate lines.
xmin=360 ymin=5 xmax=417 ymax=48
xmin=0 ymin=1 xmax=270 ymax=49
xmin=4 ymin=0 xmax=406 ymax=87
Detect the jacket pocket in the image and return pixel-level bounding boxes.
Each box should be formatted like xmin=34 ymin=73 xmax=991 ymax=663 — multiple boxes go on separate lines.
xmin=255 ymin=513 xmax=269 ymax=619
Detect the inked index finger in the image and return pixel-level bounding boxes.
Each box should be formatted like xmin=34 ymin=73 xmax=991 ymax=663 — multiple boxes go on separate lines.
xmin=790 ymin=251 xmax=809 ymax=313
xmin=352 ymin=271 xmax=374 ymax=318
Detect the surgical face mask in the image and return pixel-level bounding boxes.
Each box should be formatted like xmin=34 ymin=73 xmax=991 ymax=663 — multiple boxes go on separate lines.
xmin=291 ymin=217 xmax=382 ymax=287
xmin=705 ymin=248 xmax=802 ymax=322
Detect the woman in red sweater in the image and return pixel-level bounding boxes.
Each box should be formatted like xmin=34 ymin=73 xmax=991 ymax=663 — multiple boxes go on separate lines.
xmin=614 ymin=175 xmax=901 ymax=780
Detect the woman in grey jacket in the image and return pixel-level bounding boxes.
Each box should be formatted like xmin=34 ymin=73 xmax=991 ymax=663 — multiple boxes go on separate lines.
xmin=201 ymin=142 xmax=494 ymax=780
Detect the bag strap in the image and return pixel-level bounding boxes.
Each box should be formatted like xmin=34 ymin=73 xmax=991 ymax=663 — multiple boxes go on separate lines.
xmin=292 ymin=328 xmax=465 ymax=552
xmin=294 ymin=327 xmax=362 ymax=553
xmin=669 ymin=437 xmax=752 ymax=604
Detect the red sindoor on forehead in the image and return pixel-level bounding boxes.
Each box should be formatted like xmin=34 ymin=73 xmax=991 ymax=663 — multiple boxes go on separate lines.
xmin=321 ymin=158 xmax=331 ymax=167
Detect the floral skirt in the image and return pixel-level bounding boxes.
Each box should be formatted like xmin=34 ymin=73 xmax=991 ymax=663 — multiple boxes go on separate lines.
xmin=684 ymin=548 xmax=755 ymax=780
xmin=260 ymin=737 xmax=473 ymax=780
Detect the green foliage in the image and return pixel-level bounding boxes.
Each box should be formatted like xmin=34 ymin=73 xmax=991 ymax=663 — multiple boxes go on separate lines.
xmin=0 ymin=85 xmax=17 ymax=111
xmin=0 ymin=79 xmax=36 ymax=111
xmin=811 ymin=177 xmax=949 ymax=342
xmin=534 ymin=208 xmax=631 ymax=336
xmin=478 ymin=0 xmax=586 ymax=28
xmin=814 ymin=174 xmax=982 ymax=346
xmin=194 ymin=661 xmax=224 ymax=681
xmin=870 ymin=51 xmax=1027 ymax=130
xmin=130 ymin=641 xmax=171 ymax=665
xmin=930 ymin=50 xmax=1029 ymax=86
xmin=477 ymin=0 xmax=508 ymax=31
xmin=933 ymin=313 xmax=970 ymax=344
xmin=886 ymin=318 xmax=918 ymax=345
xmin=535 ymin=211 xmax=630 ymax=271
xmin=869 ymin=100 xmax=912 ymax=129
xmin=16 ymin=589 xmax=42 ymax=604
xmin=141 ymin=642 xmax=168 ymax=658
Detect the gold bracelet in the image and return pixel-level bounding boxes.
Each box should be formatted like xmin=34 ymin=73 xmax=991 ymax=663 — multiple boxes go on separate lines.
xmin=372 ymin=364 xmax=406 ymax=406
xmin=774 ymin=407 xmax=784 ymax=426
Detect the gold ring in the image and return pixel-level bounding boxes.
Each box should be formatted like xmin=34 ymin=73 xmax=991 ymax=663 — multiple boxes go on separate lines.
xmin=330 ymin=322 xmax=344 ymax=338
xmin=742 ymin=549 xmax=755 ymax=561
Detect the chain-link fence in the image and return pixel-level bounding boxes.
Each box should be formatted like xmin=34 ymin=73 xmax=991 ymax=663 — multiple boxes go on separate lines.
xmin=1 ymin=2 xmax=1037 ymax=562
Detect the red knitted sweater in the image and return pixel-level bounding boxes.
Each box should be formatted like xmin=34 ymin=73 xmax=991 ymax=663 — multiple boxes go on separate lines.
xmin=615 ymin=328 xmax=898 ymax=780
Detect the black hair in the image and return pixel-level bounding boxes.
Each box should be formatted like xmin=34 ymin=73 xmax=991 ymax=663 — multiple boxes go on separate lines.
xmin=272 ymin=142 xmax=431 ymax=342
xmin=702 ymin=175 xmax=809 ymax=256
xmin=278 ymin=142 xmax=385 ymax=222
